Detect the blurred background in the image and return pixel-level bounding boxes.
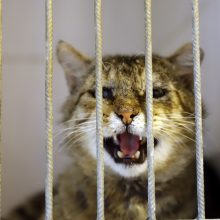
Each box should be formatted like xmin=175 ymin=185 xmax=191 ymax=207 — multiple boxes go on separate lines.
xmin=2 ymin=0 xmax=220 ymax=216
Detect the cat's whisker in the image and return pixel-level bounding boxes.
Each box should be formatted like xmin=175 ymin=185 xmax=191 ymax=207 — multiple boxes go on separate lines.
xmin=159 ymin=129 xmax=184 ymax=145
xmin=63 ymin=120 xmax=96 ymax=126
xmin=58 ymin=127 xmax=95 ymax=145
xmin=65 ymin=129 xmax=96 ymax=147
xmin=159 ymin=129 xmax=189 ymax=147
xmin=54 ymin=124 xmax=95 ymax=139
xmin=64 ymin=127 xmax=95 ymax=139
xmin=59 ymin=121 xmax=96 ymax=129
xmin=156 ymin=117 xmax=195 ymax=126
xmin=172 ymin=122 xmax=194 ymax=133
xmin=157 ymin=111 xmax=195 ymax=115
xmin=68 ymin=117 xmax=96 ymax=122
xmin=60 ymin=117 xmax=96 ymax=125
xmin=157 ymin=117 xmax=195 ymax=121
xmin=157 ymin=118 xmax=195 ymax=133
xmin=62 ymin=131 xmax=87 ymax=147
xmin=161 ymin=127 xmax=195 ymax=143
xmin=156 ymin=113 xmax=195 ymax=118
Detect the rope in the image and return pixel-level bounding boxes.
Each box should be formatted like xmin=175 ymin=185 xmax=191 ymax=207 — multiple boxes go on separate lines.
xmin=45 ymin=0 xmax=54 ymax=219
xmin=192 ymin=0 xmax=205 ymax=219
xmin=0 ymin=0 xmax=2 ymax=218
xmin=144 ymin=0 xmax=156 ymax=220
xmin=95 ymin=0 xmax=104 ymax=220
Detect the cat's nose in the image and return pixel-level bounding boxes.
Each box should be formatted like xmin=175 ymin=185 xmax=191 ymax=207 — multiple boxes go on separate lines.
xmin=116 ymin=111 xmax=138 ymax=125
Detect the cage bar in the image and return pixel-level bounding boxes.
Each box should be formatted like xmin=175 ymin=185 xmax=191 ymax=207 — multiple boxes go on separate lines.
xmin=144 ymin=0 xmax=156 ymax=220
xmin=0 ymin=0 xmax=2 ymax=218
xmin=45 ymin=0 xmax=54 ymax=220
xmin=192 ymin=0 xmax=205 ymax=219
xmin=95 ymin=0 xmax=105 ymax=220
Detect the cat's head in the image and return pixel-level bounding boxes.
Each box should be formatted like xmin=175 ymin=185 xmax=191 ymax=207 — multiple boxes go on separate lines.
xmin=57 ymin=41 xmax=204 ymax=180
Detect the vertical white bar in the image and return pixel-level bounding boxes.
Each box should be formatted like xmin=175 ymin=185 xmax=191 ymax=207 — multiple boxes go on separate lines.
xmin=192 ymin=0 xmax=205 ymax=219
xmin=45 ymin=0 xmax=54 ymax=220
xmin=144 ymin=0 xmax=156 ymax=219
xmin=95 ymin=0 xmax=104 ymax=220
xmin=0 ymin=0 xmax=2 ymax=218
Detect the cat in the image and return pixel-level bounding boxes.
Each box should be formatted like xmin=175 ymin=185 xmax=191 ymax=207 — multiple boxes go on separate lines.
xmin=5 ymin=41 xmax=220 ymax=220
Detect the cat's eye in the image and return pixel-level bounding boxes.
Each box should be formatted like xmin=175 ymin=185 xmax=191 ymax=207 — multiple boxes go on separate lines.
xmin=153 ymin=87 xmax=167 ymax=99
xmin=103 ymin=87 xmax=114 ymax=100
xmin=88 ymin=90 xmax=95 ymax=98
xmin=88 ymin=88 xmax=114 ymax=100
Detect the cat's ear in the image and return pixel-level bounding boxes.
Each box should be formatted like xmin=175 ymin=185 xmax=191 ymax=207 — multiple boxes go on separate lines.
xmin=169 ymin=43 xmax=204 ymax=90
xmin=57 ymin=40 xmax=92 ymax=93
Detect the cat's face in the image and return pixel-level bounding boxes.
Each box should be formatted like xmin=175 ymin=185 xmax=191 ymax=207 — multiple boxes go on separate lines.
xmin=57 ymin=41 xmax=204 ymax=179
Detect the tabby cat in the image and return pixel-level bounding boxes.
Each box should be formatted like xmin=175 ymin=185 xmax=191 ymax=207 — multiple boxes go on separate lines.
xmin=5 ymin=41 xmax=220 ymax=220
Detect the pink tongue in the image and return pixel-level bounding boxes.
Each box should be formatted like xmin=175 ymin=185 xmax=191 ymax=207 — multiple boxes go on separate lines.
xmin=118 ymin=133 xmax=140 ymax=157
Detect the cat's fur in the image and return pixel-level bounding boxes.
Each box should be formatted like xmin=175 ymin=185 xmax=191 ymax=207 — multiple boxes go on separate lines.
xmin=5 ymin=41 xmax=220 ymax=220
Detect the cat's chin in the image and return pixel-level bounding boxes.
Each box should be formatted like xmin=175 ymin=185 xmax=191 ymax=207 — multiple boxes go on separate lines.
xmin=104 ymin=151 xmax=149 ymax=178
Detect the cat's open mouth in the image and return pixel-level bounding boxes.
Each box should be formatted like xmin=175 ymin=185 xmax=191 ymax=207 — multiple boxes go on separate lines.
xmin=104 ymin=132 xmax=158 ymax=165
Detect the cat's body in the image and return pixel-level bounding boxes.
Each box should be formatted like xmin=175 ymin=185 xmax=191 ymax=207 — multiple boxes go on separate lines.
xmin=5 ymin=42 xmax=220 ymax=220
xmin=41 ymin=159 xmax=196 ymax=220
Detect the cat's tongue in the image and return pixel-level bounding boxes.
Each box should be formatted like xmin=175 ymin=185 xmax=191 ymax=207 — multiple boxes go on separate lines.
xmin=118 ymin=132 xmax=140 ymax=157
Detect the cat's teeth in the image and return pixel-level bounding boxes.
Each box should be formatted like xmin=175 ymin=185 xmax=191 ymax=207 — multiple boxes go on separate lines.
xmin=135 ymin=151 xmax=140 ymax=159
xmin=139 ymin=136 xmax=142 ymax=141
xmin=113 ymin=134 xmax=119 ymax=144
xmin=117 ymin=151 xmax=124 ymax=158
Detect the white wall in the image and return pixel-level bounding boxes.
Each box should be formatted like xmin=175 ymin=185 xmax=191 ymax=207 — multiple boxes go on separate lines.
xmin=2 ymin=0 xmax=220 ymax=215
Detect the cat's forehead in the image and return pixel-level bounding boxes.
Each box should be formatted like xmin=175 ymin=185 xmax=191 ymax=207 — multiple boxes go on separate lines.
xmin=99 ymin=55 xmax=173 ymax=94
